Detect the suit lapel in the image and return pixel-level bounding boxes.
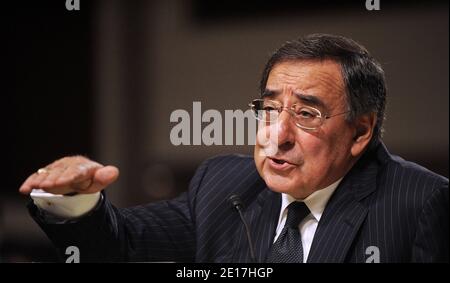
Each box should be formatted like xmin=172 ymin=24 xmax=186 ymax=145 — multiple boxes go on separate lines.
xmin=229 ymin=144 xmax=385 ymax=263
xmin=231 ymin=187 xmax=281 ymax=262
xmin=307 ymin=153 xmax=379 ymax=262
xmin=250 ymin=189 xmax=281 ymax=262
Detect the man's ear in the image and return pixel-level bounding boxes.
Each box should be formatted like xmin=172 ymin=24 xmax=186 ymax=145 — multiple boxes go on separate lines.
xmin=351 ymin=112 xmax=377 ymax=157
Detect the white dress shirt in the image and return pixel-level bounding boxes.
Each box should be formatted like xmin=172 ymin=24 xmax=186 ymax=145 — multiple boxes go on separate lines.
xmin=273 ymin=178 xmax=342 ymax=262
xmin=31 ymin=189 xmax=101 ymax=219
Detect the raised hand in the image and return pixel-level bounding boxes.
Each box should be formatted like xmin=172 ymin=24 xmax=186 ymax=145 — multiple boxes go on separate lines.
xmin=19 ymin=156 xmax=119 ymax=195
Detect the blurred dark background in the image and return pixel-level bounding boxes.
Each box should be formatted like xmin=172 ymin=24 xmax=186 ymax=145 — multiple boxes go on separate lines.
xmin=1 ymin=0 xmax=448 ymax=262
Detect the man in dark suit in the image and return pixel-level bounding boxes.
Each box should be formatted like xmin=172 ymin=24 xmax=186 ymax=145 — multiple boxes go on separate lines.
xmin=19 ymin=34 xmax=448 ymax=262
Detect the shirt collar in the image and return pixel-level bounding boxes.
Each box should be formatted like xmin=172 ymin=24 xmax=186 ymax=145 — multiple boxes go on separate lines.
xmin=280 ymin=178 xmax=343 ymax=222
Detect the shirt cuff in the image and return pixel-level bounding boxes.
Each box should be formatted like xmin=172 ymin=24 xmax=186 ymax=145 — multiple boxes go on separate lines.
xmin=30 ymin=189 xmax=101 ymax=219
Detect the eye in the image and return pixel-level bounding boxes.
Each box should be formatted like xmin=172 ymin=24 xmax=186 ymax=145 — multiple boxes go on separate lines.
xmin=297 ymin=109 xmax=316 ymax=119
xmin=263 ymin=106 xmax=277 ymax=112
xmin=262 ymin=101 xmax=280 ymax=112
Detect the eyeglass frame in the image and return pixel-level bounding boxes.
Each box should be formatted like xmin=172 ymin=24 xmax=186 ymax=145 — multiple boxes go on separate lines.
xmin=248 ymin=98 xmax=350 ymax=130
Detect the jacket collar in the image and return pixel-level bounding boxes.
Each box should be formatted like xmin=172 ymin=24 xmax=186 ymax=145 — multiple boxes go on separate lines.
xmin=306 ymin=143 xmax=389 ymax=262
xmin=232 ymin=142 xmax=390 ymax=262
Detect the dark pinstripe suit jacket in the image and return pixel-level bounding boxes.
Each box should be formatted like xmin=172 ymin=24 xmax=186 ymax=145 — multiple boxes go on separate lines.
xmin=29 ymin=143 xmax=449 ymax=262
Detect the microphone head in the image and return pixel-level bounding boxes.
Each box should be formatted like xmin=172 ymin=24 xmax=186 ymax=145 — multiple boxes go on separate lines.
xmin=228 ymin=194 xmax=244 ymax=209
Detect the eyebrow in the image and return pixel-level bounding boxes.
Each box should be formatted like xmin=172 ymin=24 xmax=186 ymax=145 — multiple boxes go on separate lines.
xmin=262 ymin=89 xmax=326 ymax=109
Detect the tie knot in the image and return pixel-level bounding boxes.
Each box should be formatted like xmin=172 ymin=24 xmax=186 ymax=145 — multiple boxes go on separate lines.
xmin=285 ymin=201 xmax=310 ymax=228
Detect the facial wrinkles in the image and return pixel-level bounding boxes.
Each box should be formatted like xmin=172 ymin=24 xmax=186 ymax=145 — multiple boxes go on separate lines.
xmin=308 ymin=69 xmax=345 ymax=112
xmin=268 ymin=62 xmax=346 ymax=112
xmin=265 ymin=66 xmax=346 ymax=165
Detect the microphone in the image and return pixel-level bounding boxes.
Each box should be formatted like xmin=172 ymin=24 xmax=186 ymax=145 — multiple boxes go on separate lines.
xmin=228 ymin=194 xmax=257 ymax=263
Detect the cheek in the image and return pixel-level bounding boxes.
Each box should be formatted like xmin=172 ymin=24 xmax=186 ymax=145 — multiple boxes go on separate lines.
xmin=296 ymin=131 xmax=325 ymax=156
xmin=300 ymin=129 xmax=353 ymax=169
xmin=295 ymin=132 xmax=338 ymax=170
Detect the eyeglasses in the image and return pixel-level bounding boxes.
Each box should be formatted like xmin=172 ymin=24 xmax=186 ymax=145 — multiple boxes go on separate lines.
xmin=248 ymin=98 xmax=349 ymax=130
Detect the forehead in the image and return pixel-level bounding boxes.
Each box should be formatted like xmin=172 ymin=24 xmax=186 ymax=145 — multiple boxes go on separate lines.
xmin=266 ymin=59 xmax=345 ymax=99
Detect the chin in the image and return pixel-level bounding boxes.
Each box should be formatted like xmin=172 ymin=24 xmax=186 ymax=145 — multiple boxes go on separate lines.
xmin=263 ymin=173 xmax=297 ymax=194
xmin=261 ymin=167 xmax=314 ymax=199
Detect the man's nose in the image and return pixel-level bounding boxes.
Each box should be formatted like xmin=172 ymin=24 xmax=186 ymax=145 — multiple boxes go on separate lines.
xmin=275 ymin=110 xmax=296 ymax=151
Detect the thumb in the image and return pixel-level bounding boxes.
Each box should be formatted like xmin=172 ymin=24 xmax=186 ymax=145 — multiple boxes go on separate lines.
xmin=82 ymin=165 xmax=119 ymax=194
xmin=94 ymin=166 xmax=120 ymax=185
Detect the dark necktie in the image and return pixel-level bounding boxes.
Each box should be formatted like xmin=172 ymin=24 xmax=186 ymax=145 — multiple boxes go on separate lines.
xmin=267 ymin=201 xmax=310 ymax=263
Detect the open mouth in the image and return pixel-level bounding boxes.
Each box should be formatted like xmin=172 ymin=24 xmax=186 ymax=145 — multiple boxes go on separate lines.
xmin=267 ymin=157 xmax=295 ymax=170
xmin=272 ymin=158 xmax=287 ymax=165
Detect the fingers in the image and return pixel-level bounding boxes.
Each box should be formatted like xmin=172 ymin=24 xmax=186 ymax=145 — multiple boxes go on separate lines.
xmin=55 ymin=162 xmax=101 ymax=186
xmin=19 ymin=159 xmax=68 ymax=194
xmin=25 ymin=167 xmax=55 ymax=191
xmin=18 ymin=156 xmax=119 ymax=195
xmin=39 ymin=166 xmax=69 ymax=188
xmin=19 ymin=173 xmax=42 ymax=194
